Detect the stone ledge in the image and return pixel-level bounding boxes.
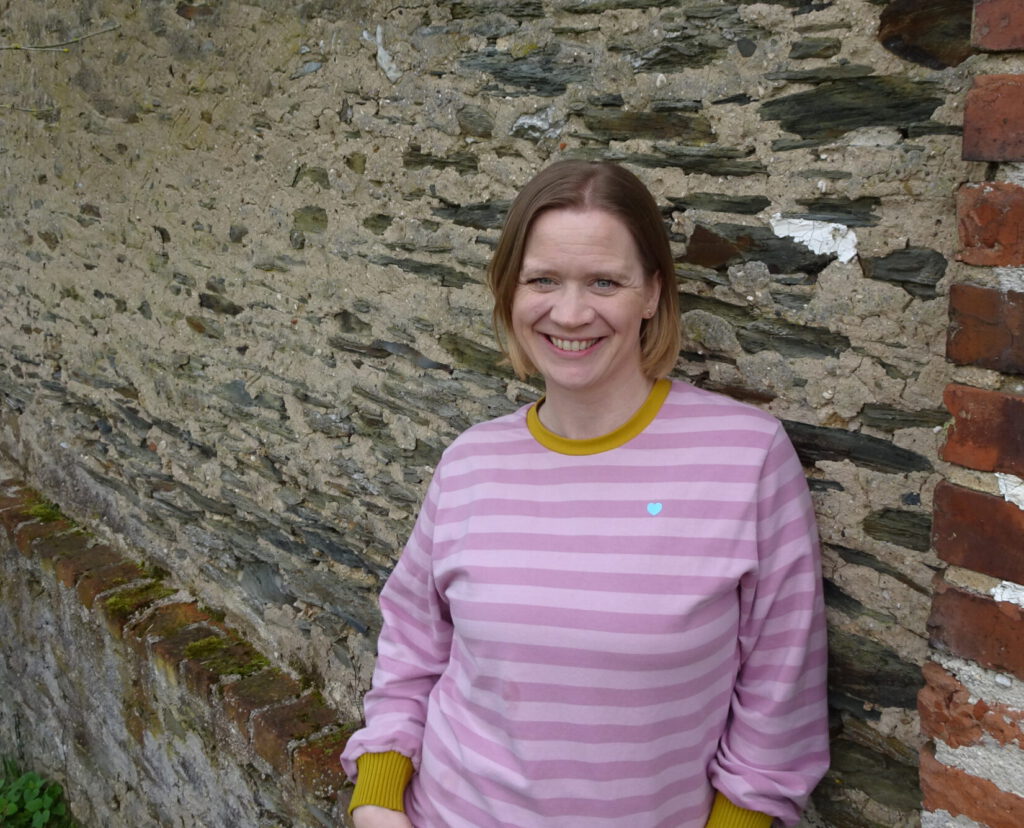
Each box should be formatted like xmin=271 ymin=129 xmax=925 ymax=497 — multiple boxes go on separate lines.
xmin=0 ymin=477 xmax=357 ymax=826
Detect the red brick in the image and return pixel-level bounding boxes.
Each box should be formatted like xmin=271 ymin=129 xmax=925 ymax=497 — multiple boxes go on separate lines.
xmin=12 ymin=519 xmax=75 ymax=556
xmin=251 ymin=693 xmax=338 ymax=775
xmin=921 ymin=742 xmax=1024 ymax=828
xmin=941 ymin=384 xmax=1024 ymax=476
xmin=933 ymin=480 xmax=1024 ymax=584
xmin=919 ymin=661 xmax=1024 ymax=748
xmin=963 ymin=75 xmax=1024 ymax=161
xmin=291 ymin=727 xmax=355 ymax=799
xmin=927 ymin=576 xmax=1024 ymax=680
xmin=126 ymin=601 xmax=213 ymax=644
xmin=974 ymin=0 xmax=1024 ymax=51
xmin=221 ymin=669 xmax=302 ymax=737
xmin=54 ymin=544 xmax=123 ymax=589
xmin=76 ymin=560 xmax=148 ymax=608
xmin=98 ymin=580 xmax=176 ymax=638
xmin=948 ymin=283 xmax=1024 ymax=372
xmin=0 ymin=491 xmax=34 ymax=540
xmin=150 ymin=624 xmax=223 ymax=684
xmin=956 ymin=183 xmax=1024 ymax=266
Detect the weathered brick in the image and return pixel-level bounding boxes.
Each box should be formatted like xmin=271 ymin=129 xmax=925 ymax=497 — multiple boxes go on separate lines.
xmin=963 ymin=75 xmax=1024 ymax=161
xmin=974 ymin=0 xmax=1024 ymax=51
xmin=221 ymin=669 xmax=303 ymax=737
xmin=948 ymin=283 xmax=1024 ymax=372
xmin=251 ymin=693 xmax=338 ymax=775
xmin=54 ymin=544 xmax=123 ymax=589
xmin=150 ymin=624 xmax=223 ymax=686
xmin=941 ymin=384 xmax=1024 ymax=476
xmin=932 ymin=480 xmax=1024 ymax=584
xmin=98 ymin=580 xmax=176 ymax=637
xmin=76 ymin=559 xmax=148 ymax=608
xmin=291 ymin=727 xmax=354 ymax=799
xmin=126 ymin=601 xmax=213 ymax=643
xmin=919 ymin=661 xmax=1024 ymax=749
xmin=956 ymin=183 xmax=1024 ymax=266
xmin=921 ymin=742 xmax=1024 ymax=828
xmin=13 ymin=519 xmax=75 ymax=556
xmin=0 ymin=490 xmax=34 ymax=540
xmin=927 ymin=576 xmax=1024 ymax=680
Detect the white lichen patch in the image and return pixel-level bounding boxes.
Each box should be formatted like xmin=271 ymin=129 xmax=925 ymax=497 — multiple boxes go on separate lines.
xmin=770 ymin=214 xmax=858 ymax=263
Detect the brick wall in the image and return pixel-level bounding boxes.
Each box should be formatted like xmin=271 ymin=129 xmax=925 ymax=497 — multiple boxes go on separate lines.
xmin=919 ymin=3 xmax=1024 ymax=826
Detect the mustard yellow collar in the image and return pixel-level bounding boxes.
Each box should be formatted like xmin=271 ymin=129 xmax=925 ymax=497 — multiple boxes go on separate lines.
xmin=526 ymin=379 xmax=671 ymax=455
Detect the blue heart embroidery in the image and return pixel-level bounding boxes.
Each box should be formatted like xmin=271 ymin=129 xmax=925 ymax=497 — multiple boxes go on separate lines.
xmin=647 ymin=502 xmax=663 ymax=516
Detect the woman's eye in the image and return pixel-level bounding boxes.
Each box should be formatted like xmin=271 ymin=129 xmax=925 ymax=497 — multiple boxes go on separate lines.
xmin=593 ymin=279 xmax=617 ymax=290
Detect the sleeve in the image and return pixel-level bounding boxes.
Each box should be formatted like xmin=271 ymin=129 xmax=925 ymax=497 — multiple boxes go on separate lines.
xmin=340 ymin=466 xmax=453 ymax=782
xmin=707 ymin=423 xmax=830 ymax=826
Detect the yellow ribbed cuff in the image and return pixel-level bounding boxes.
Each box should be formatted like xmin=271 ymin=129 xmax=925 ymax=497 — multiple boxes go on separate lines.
xmin=348 ymin=751 xmax=415 ymax=814
xmin=705 ymin=791 xmax=774 ymax=828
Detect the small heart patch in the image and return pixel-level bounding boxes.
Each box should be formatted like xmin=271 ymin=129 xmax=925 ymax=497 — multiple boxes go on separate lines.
xmin=646 ymin=502 xmax=663 ymax=516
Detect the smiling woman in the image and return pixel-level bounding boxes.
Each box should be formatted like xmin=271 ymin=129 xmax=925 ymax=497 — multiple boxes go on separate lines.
xmin=341 ymin=161 xmax=829 ymax=828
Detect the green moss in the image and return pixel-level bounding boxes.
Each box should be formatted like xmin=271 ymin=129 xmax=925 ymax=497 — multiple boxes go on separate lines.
xmin=185 ymin=635 xmax=270 ymax=677
xmin=25 ymin=497 xmax=64 ymax=522
xmin=183 ymin=636 xmax=226 ymax=660
xmin=103 ymin=583 xmax=176 ymax=620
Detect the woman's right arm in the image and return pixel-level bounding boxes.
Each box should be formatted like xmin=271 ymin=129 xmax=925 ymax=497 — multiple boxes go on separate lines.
xmin=340 ymin=471 xmax=453 ymax=814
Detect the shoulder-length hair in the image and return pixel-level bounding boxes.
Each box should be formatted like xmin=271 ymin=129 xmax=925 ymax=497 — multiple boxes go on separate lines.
xmin=487 ymin=160 xmax=680 ymax=380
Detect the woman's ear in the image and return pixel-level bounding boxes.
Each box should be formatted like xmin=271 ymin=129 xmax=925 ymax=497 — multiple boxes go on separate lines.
xmin=644 ymin=270 xmax=662 ymax=318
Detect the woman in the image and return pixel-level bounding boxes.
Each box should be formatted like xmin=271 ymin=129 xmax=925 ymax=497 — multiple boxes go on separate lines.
xmin=341 ymin=161 xmax=829 ymax=827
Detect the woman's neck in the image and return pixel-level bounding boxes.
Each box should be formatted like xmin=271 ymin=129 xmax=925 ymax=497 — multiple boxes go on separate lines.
xmin=537 ymin=375 xmax=655 ymax=440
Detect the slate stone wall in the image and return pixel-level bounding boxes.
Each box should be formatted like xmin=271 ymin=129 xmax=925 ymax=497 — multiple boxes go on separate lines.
xmin=0 ymin=1 xmax=1006 ymax=824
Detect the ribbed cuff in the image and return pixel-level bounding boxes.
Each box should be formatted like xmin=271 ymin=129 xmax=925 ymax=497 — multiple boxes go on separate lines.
xmin=705 ymin=791 xmax=774 ymax=828
xmin=348 ymin=751 xmax=415 ymax=814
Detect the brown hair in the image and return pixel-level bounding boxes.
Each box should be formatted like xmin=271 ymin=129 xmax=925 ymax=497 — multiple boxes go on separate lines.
xmin=487 ymin=160 xmax=680 ymax=380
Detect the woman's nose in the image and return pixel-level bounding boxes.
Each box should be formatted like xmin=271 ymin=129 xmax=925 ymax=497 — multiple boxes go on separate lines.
xmin=549 ymin=287 xmax=594 ymax=327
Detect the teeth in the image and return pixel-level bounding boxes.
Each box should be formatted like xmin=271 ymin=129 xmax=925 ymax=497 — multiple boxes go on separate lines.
xmin=550 ymin=337 xmax=597 ymax=352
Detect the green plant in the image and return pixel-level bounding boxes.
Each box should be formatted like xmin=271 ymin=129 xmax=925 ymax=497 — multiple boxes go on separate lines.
xmin=0 ymin=758 xmax=78 ymax=827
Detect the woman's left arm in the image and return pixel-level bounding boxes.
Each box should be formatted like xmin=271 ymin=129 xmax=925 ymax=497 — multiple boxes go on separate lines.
xmin=707 ymin=424 xmax=830 ymax=827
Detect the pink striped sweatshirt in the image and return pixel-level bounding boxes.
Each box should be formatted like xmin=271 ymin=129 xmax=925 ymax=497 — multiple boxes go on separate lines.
xmin=341 ymin=380 xmax=829 ymax=826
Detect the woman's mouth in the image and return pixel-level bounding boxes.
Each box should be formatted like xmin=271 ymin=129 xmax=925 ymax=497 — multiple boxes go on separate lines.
xmin=548 ymin=336 xmax=599 ymax=352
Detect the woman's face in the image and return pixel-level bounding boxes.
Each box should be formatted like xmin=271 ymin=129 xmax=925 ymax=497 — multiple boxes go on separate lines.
xmin=511 ymin=208 xmax=659 ymax=401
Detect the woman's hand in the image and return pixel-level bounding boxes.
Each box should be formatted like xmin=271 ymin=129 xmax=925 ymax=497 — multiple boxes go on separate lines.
xmin=350 ymin=805 xmax=413 ymax=828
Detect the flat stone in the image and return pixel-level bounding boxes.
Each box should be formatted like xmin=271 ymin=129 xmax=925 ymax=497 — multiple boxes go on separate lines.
xmin=679 ymin=222 xmax=834 ymax=276
xmin=460 ymin=45 xmax=589 ymax=97
xmin=829 ymin=628 xmax=924 ymax=710
xmin=787 ymin=196 xmax=881 ymax=227
xmin=667 ymin=193 xmax=770 ymax=215
xmin=789 ymin=37 xmax=841 ymax=59
xmin=783 ymin=419 xmax=934 ymax=473
xmin=579 ymin=107 xmax=713 ymax=144
xmin=861 ymin=246 xmax=947 ymax=298
xmin=403 ymin=145 xmax=478 ymax=173
xmin=760 ymin=76 xmax=943 ymax=141
xmin=878 ymin=0 xmax=974 ymax=69
xmin=860 ymin=403 xmax=950 ymax=432
xmin=368 ymin=255 xmax=477 ymax=289
xmin=862 ymin=508 xmax=932 ymax=552
xmin=431 ymin=200 xmax=509 ymax=230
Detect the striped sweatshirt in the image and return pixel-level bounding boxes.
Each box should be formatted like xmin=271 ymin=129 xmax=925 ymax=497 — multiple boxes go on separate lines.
xmin=341 ymin=379 xmax=829 ymax=827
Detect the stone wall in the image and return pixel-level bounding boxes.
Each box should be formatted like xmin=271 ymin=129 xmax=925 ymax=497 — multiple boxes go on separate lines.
xmin=0 ymin=0 xmax=1013 ymax=824
xmin=0 ymin=471 xmax=353 ymax=827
